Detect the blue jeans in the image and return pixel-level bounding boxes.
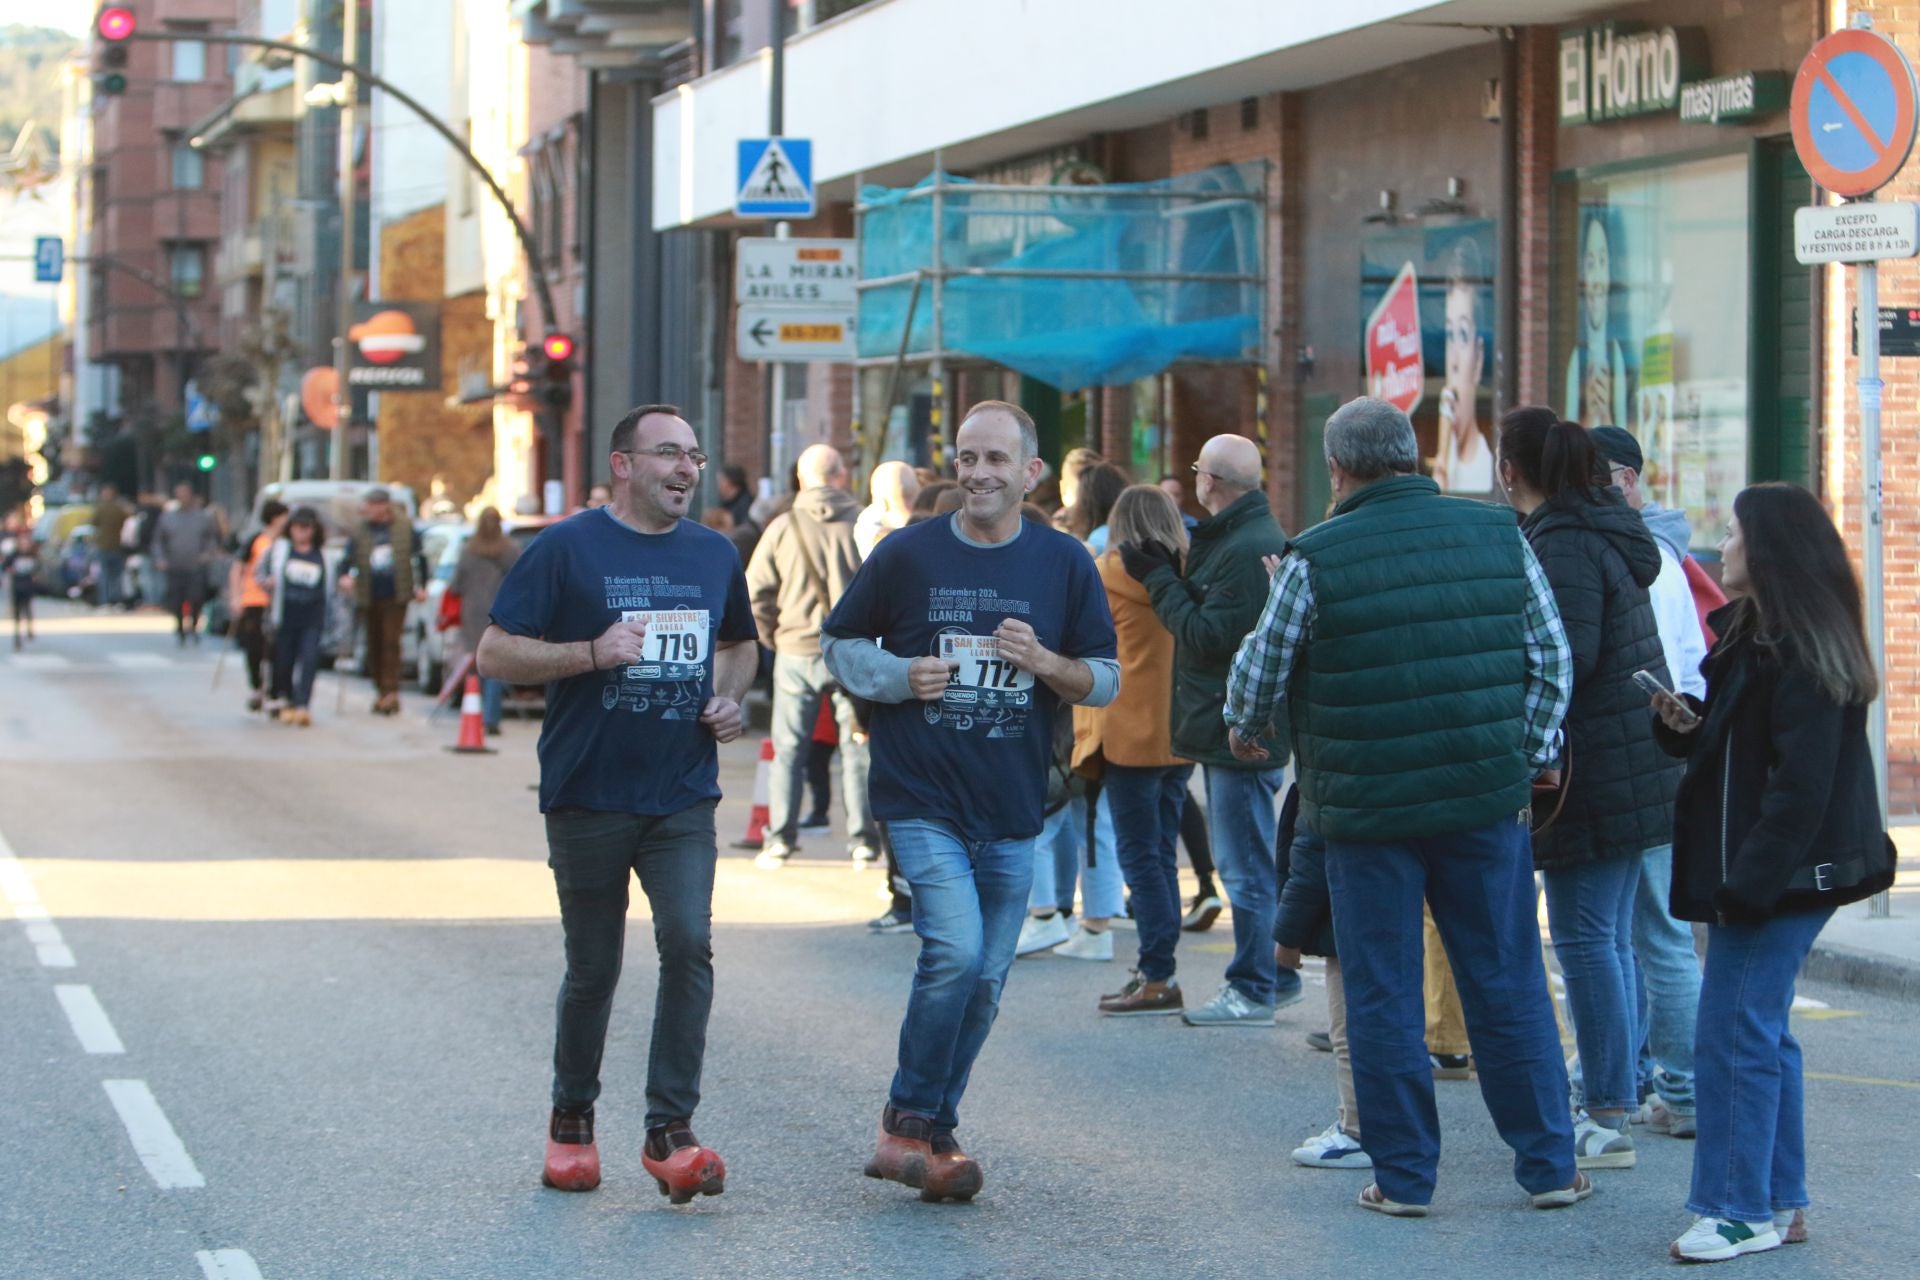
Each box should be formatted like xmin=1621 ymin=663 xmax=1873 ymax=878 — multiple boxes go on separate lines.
xmin=97 ymin=551 xmax=126 ymax=606
xmin=1689 ymin=908 xmax=1833 ymax=1222
xmin=272 ymin=617 xmax=323 ymax=709
xmin=1633 ymin=844 xmax=1700 ymax=1113
xmin=1543 ymin=854 xmax=1642 ymax=1113
xmin=1031 ymin=789 xmax=1122 ymax=918
xmin=545 ymin=802 xmax=719 ymax=1127
xmin=768 ymin=653 xmax=873 ymax=852
xmin=888 ymin=818 xmax=1035 ymax=1131
xmin=1326 ymin=816 xmax=1575 ymax=1205
xmin=481 ymin=676 xmax=505 ymax=730
xmin=1203 ymin=765 xmax=1290 ymax=1006
xmin=1104 ymin=764 xmax=1193 ymax=982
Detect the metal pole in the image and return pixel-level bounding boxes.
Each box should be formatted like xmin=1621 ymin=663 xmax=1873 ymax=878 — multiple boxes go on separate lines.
xmin=930 ymin=148 xmax=946 ymax=471
xmin=1859 ymin=251 xmax=1891 ymax=916
xmin=770 ymin=220 xmax=791 ymax=489
xmin=763 ymin=0 xmax=788 ymax=493
xmin=329 ymin=0 xmax=359 ymax=481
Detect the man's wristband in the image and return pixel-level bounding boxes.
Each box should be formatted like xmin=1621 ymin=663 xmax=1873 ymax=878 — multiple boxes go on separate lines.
xmin=588 ymin=637 xmax=599 ymax=671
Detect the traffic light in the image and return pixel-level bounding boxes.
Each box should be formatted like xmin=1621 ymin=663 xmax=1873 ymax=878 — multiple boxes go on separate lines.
xmin=196 ymin=453 xmax=217 ymax=472
xmin=539 ymin=334 xmax=575 ymax=410
xmin=95 ymin=7 xmax=136 ymax=97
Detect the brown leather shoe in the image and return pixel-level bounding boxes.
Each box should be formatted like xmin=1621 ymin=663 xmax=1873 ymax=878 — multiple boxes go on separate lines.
xmin=863 ymin=1104 xmax=931 ymax=1189
xmin=1098 ymin=973 xmax=1184 ymax=1016
xmin=919 ymin=1130 xmax=983 ymax=1203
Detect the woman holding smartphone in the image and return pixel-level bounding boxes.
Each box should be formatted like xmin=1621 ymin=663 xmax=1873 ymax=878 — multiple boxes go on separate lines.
xmin=1651 ymin=483 xmax=1893 ymax=1263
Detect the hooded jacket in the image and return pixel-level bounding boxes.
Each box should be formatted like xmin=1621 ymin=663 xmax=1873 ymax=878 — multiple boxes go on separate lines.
xmin=1656 ymin=604 xmax=1895 ymax=923
xmin=1522 ymin=489 xmax=1683 ymax=867
xmin=745 ymin=485 xmax=865 ymax=655
xmin=1642 ymin=500 xmax=1728 ymax=642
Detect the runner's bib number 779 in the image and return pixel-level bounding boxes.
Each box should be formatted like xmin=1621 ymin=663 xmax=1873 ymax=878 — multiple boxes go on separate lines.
xmin=624 ymin=609 xmax=710 ymax=668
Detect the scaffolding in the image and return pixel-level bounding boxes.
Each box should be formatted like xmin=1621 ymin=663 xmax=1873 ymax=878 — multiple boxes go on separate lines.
xmin=853 ymin=157 xmax=1269 ymax=467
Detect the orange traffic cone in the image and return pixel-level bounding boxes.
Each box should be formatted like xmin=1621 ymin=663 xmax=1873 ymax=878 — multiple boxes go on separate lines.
xmin=446 ymin=674 xmax=496 ymax=754
xmin=732 ymin=736 xmax=774 ymax=850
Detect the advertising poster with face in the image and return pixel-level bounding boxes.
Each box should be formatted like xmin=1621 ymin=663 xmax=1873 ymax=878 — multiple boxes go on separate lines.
xmin=1359 ymin=221 xmax=1498 ymax=494
xmin=1565 ymin=207 xmax=1634 ymax=433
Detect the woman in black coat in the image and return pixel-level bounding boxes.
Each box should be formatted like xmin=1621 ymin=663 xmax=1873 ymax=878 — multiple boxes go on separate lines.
xmin=1648 ymin=483 xmax=1893 ymax=1263
xmin=1499 ymin=408 xmax=1681 ymax=1171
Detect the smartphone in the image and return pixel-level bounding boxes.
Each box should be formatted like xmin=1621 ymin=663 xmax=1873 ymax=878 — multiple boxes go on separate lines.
xmin=1633 ymin=668 xmax=1699 ymax=724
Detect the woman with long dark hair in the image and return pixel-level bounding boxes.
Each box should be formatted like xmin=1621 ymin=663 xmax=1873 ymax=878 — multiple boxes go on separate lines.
xmin=1066 ymin=462 xmax=1130 ymax=551
xmin=449 ymin=507 xmax=521 ymax=734
xmin=1498 ymin=407 xmax=1679 ymax=1172
xmin=1651 ymin=483 xmax=1893 ymax=1263
xmin=258 ymin=506 xmax=334 ymax=727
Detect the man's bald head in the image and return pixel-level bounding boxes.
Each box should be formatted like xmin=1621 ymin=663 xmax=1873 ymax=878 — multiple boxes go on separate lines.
xmin=1195 ymin=434 xmax=1263 ymax=514
xmin=796 ymin=443 xmax=846 ymax=491
xmin=870 ymin=459 xmax=919 ymax=512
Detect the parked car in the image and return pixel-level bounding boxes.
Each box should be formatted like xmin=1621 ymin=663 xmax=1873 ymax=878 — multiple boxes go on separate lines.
xmin=411 ymin=522 xmax=472 ymax=694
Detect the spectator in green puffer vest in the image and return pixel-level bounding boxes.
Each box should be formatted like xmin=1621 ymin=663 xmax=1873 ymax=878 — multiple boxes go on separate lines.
xmin=1223 ymin=396 xmax=1585 ymax=1218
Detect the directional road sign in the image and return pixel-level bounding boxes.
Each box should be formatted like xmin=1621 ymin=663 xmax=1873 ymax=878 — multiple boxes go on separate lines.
xmin=736 ymin=238 xmax=858 ymax=305
xmin=1791 ymin=26 xmax=1919 ymax=197
xmin=32 ymin=236 xmax=62 ymax=283
xmin=736 ymin=138 xmax=815 ymax=218
xmin=1795 ymin=201 xmax=1920 ymax=264
xmin=736 ymin=304 xmax=855 ymax=361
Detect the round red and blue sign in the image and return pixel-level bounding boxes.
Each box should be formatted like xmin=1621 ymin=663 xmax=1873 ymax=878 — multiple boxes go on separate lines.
xmin=1791 ymin=27 xmax=1919 ymax=198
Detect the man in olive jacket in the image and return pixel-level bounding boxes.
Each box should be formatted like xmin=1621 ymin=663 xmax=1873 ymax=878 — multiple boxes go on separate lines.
xmin=1121 ymin=433 xmax=1293 ymax=1028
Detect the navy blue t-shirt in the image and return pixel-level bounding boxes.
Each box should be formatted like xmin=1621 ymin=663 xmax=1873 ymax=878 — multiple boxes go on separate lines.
xmin=823 ymin=516 xmax=1116 ymax=841
xmin=489 ymin=508 xmax=755 ymax=816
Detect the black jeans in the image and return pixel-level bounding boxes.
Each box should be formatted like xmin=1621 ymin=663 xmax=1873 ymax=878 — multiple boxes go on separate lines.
xmin=236 ymin=606 xmax=270 ymax=692
xmin=545 ymin=801 xmax=719 ymax=1127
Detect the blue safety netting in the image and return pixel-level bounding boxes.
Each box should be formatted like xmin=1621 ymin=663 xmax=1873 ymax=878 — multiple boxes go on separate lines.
xmin=858 ymin=162 xmax=1265 ymax=391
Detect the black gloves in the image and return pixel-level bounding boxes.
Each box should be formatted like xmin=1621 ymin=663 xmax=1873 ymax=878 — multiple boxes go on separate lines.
xmin=1119 ymin=538 xmax=1179 ymax=582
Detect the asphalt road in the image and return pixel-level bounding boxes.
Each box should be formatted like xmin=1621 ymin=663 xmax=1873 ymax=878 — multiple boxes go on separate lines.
xmin=2 ymin=604 xmax=1916 ymax=1280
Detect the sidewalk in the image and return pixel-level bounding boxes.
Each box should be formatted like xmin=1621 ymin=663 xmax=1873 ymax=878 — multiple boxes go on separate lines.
xmin=1803 ymin=828 xmax=1920 ymax=999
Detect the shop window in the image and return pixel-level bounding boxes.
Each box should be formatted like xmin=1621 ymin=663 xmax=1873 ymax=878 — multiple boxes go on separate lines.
xmin=1554 ymin=152 xmax=1750 ymax=551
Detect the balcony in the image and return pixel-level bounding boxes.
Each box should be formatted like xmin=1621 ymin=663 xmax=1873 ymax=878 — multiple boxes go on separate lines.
xmin=517 ymin=0 xmax=696 ymax=69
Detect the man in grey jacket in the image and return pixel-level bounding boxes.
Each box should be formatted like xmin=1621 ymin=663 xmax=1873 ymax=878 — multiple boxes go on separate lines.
xmin=153 ymin=483 xmax=219 ymax=644
xmin=745 ymin=444 xmax=875 ymax=868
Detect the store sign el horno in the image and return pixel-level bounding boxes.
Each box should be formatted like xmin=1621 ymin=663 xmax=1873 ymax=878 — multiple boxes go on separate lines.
xmin=1794 ymin=203 xmax=1920 ymax=265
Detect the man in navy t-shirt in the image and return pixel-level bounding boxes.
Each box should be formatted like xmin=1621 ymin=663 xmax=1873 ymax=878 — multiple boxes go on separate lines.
xmin=479 ymin=403 xmax=756 ymax=1204
xmin=824 ymin=400 xmax=1118 ymax=1203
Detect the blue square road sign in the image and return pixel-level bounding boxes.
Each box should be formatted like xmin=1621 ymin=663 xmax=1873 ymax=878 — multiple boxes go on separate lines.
xmin=736 ymin=138 xmax=815 ymax=218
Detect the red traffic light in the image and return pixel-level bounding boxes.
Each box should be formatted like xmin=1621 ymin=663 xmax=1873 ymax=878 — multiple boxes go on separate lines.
xmin=98 ymin=7 xmax=137 ymax=40
xmin=542 ymin=333 xmax=575 ymax=363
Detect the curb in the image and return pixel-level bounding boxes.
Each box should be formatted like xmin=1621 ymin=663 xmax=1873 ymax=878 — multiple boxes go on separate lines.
xmin=1802 ymin=940 xmax=1920 ymax=1003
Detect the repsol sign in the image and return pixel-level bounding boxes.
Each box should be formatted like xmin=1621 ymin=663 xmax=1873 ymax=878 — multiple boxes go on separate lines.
xmin=1559 ymin=24 xmax=1707 ymax=124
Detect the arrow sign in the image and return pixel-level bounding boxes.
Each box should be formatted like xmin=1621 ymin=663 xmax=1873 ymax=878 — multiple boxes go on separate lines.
xmin=736 ymin=305 xmax=855 ymax=362
xmin=1791 ymin=26 xmax=1919 ymax=197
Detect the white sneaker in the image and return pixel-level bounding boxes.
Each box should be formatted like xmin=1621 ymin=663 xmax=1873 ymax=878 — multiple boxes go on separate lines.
xmin=1634 ymin=1097 xmax=1697 ymax=1138
xmin=1571 ymin=1113 xmax=1636 ymax=1169
xmin=1015 ymin=912 xmax=1071 ymax=956
xmin=1291 ymin=1122 xmax=1371 ymax=1169
xmin=849 ymin=844 xmax=879 ymax=870
xmin=1051 ymin=924 xmax=1114 ymax=962
xmin=1669 ymin=1216 xmax=1780 ymax=1262
xmin=753 ymin=844 xmax=794 ymax=870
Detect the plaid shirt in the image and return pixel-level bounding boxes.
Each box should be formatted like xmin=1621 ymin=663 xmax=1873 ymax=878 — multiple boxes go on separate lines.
xmin=1224 ymin=532 xmax=1573 ymax=768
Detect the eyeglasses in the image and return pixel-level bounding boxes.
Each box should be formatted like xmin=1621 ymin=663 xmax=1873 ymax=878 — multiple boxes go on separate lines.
xmin=1190 ymin=462 xmax=1221 ymax=481
xmin=623 ymin=444 xmax=709 ymax=470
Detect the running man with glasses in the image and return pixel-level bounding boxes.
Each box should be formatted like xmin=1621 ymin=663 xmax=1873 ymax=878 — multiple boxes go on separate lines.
xmin=478 ymin=404 xmax=758 ymax=1203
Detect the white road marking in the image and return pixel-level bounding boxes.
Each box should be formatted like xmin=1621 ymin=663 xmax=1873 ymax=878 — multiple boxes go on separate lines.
xmin=13 ymin=901 xmax=50 ymax=922
xmin=37 ymin=942 xmax=76 ymax=967
xmin=107 ymin=653 xmax=173 ymax=669
xmin=102 ymin=1080 xmax=205 ymax=1189
xmin=1792 ymin=994 xmax=1830 ymax=1010
xmin=54 ymin=984 xmax=126 ymax=1054
xmin=196 ymin=1250 xmax=265 ymax=1280
xmin=6 ymin=653 xmax=73 ymax=669
xmin=24 ymin=921 xmax=62 ymax=944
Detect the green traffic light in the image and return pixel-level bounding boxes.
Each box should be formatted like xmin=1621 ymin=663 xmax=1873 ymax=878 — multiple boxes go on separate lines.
xmin=101 ymin=72 xmax=127 ymax=95
xmin=196 ymin=454 xmax=217 ymax=471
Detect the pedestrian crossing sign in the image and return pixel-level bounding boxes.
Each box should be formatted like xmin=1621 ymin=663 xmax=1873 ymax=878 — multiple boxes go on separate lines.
xmin=736 ymin=137 xmax=815 ymax=218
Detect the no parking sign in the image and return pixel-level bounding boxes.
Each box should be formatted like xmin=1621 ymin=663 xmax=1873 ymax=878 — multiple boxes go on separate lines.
xmin=1790 ymin=25 xmax=1918 ymax=197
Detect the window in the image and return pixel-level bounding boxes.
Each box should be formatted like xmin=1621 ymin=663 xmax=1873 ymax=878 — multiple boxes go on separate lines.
xmin=171 ymin=142 xmax=203 ymax=190
xmin=1553 ymin=152 xmax=1751 ymax=551
xmin=171 ymin=40 xmax=206 ymax=83
xmin=168 ymin=244 xmax=206 ymax=298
